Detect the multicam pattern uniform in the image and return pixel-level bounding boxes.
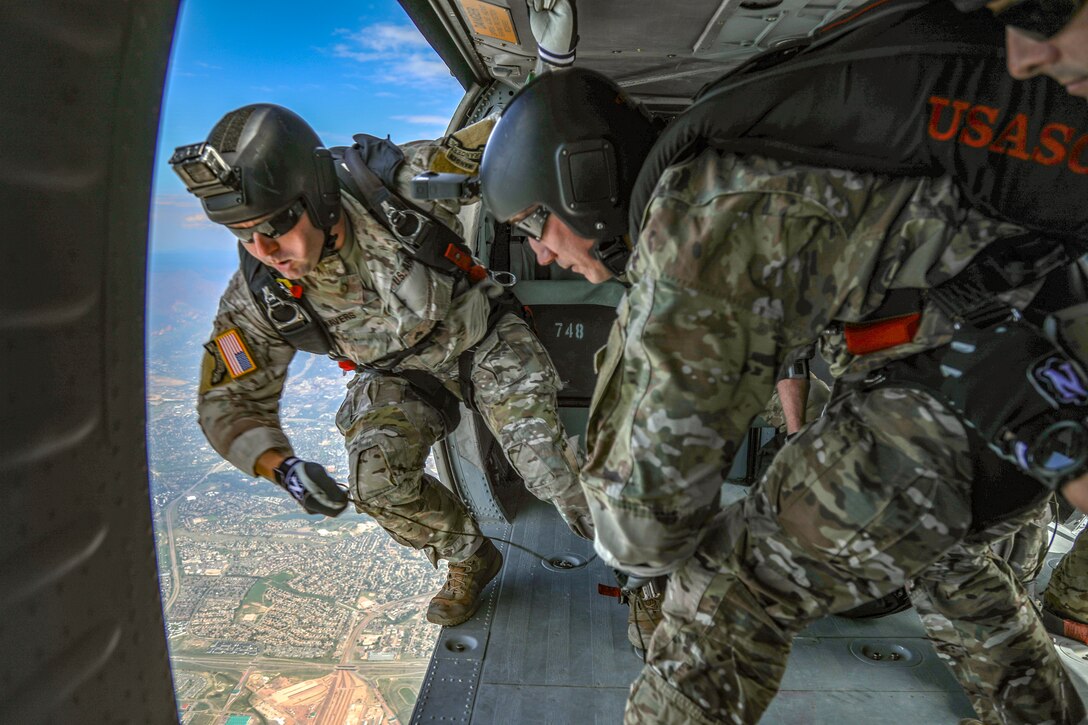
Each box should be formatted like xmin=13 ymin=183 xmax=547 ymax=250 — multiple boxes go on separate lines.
xmin=1043 ymin=306 xmax=1088 ymax=626
xmin=583 ymin=150 xmax=1084 ymax=724
xmin=198 ymin=139 xmax=586 ymax=566
xmin=1047 ymin=528 xmax=1088 ymax=623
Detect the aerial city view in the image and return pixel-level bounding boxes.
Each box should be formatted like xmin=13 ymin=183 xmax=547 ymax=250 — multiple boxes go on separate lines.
xmin=147 ymin=265 xmax=447 ymax=725
xmin=147 ymin=3 xmax=465 ymax=723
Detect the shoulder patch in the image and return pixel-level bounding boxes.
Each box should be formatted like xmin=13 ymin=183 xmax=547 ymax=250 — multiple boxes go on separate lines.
xmin=199 ymin=342 xmax=228 ymax=393
xmin=431 ymin=116 xmax=496 ymax=174
xmin=215 ymin=328 xmax=258 ymax=379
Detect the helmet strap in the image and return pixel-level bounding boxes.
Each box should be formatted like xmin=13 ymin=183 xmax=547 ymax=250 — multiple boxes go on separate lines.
xmin=592 ymin=235 xmax=631 ymax=278
xmin=321 ymin=229 xmax=338 ymax=258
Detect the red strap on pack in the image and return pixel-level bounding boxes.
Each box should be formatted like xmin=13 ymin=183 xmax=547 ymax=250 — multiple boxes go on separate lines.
xmin=1064 ymin=618 xmax=1088 ymax=645
xmin=338 ymin=360 xmax=357 ymax=371
xmin=843 ymin=312 xmax=922 ymax=355
xmin=444 ymin=243 xmax=489 ymax=284
xmin=597 ymin=584 xmax=622 ymax=599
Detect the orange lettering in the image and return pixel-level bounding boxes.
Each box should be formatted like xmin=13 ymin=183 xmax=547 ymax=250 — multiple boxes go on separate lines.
xmin=1032 ymin=123 xmax=1073 ymax=166
xmin=989 ymin=113 xmax=1032 ymax=160
xmin=1070 ymin=134 xmax=1088 ymax=174
xmin=959 ymin=104 xmax=999 ymax=148
xmin=927 ymin=96 xmax=969 ymax=142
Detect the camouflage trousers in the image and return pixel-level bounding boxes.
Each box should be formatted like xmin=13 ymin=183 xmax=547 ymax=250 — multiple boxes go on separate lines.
xmin=626 ymin=386 xmax=1083 ymax=725
xmin=335 ymin=313 xmax=585 ymax=566
xmin=1046 ymin=528 xmax=1088 ymax=624
xmin=994 ymin=496 xmax=1054 ymax=587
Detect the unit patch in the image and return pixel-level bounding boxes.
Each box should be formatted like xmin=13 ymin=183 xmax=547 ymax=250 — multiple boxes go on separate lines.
xmin=430 ymin=116 xmax=496 ymax=174
xmin=215 ymin=328 xmax=258 ymax=379
xmin=199 ymin=341 xmax=229 ymax=393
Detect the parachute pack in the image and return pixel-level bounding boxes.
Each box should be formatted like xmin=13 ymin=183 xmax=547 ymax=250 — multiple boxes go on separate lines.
xmin=630 ymin=0 xmax=1088 ymax=246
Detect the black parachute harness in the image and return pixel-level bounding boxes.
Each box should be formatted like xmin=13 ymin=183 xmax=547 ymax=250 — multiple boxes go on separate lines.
xmin=839 ymin=236 xmax=1088 ymax=530
xmin=240 ymin=134 xmax=532 ymax=432
xmin=341 ymin=492 xmax=597 ymax=569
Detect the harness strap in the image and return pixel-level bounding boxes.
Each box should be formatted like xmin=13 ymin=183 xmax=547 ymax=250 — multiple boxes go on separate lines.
xmin=842 ymin=235 xmax=1074 ymax=355
xmin=239 ymin=245 xmax=337 ymax=357
xmin=335 ymin=144 xmax=489 ymax=282
xmin=844 ymin=313 xmax=922 ymax=356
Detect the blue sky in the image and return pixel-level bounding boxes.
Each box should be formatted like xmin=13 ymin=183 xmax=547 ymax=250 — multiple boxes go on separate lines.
xmin=150 ymin=0 xmax=465 ymax=267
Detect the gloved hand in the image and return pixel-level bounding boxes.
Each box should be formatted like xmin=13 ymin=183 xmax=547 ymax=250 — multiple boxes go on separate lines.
xmin=273 ymin=457 xmax=349 ymax=517
xmin=553 ymin=488 xmax=595 ymax=540
xmin=528 ymin=0 xmax=577 ymax=68
xmin=613 ymin=570 xmax=652 ymax=593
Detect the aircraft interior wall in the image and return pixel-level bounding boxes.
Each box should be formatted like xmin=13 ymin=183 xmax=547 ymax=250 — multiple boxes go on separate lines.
xmin=1 ymin=2 xmax=182 ymax=722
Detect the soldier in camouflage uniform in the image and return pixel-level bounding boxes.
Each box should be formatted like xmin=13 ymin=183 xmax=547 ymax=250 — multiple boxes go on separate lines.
xmin=1000 ymin=0 xmax=1088 ymax=642
xmin=479 ymin=68 xmax=1087 ymax=723
xmin=175 ymin=104 xmax=591 ymax=628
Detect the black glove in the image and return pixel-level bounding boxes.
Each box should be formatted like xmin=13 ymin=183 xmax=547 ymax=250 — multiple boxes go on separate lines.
xmin=273 ymin=457 xmax=349 ymax=517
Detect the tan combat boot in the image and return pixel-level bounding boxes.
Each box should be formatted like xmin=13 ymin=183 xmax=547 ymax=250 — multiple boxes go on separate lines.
xmin=426 ymin=539 xmax=503 ymax=626
xmin=627 ymin=584 xmax=664 ymax=651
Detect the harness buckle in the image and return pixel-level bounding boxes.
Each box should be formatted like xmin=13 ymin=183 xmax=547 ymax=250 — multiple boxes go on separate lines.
xmin=381 ymin=201 xmax=427 ymax=249
xmin=261 ymin=286 xmax=311 ymax=334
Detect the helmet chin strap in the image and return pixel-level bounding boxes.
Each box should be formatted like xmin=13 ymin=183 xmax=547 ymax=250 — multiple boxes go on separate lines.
xmin=592 ymin=235 xmax=631 ymax=278
xmin=319 ymin=208 xmax=343 ymax=258
xmin=320 ymin=228 xmax=338 ymax=257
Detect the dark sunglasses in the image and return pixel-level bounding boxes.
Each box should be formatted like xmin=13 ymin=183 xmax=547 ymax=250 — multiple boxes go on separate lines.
xmin=227 ymin=199 xmax=305 ymax=243
xmin=1000 ymin=0 xmax=1083 ymax=39
xmin=512 ymin=206 xmax=551 ymax=240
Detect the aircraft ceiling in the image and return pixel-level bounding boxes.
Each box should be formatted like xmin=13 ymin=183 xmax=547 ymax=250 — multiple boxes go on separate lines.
xmin=402 ymin=0 xmax=869 ymax=108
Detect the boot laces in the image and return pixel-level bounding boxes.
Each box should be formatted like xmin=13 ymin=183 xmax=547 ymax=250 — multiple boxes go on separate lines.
xmin=441 ymin=548 xmax=489 ymax=597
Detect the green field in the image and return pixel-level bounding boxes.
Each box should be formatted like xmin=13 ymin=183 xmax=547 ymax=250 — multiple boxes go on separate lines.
xmin=241 ymin=571 xmax=294 ymax=607
xmin=376 ymin=673 xmax=424 ymax=722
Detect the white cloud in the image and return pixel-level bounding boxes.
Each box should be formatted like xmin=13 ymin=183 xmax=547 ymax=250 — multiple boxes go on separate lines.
xmin=335 ymin=23 xmax=430 ymax=54
xmin=183 ymin=213 xmax=214 ymax=229
xmin=392 ymin=115 xmax=451 ymax=126
xmin=330 ymin=23 xmax=452 ymax=86
xmin=156 ymin=194 xmax=201 ymax=209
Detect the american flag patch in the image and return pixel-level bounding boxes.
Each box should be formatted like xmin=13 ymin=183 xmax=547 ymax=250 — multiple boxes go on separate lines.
xmin=215 ymin=328 xmax=257 ymax=379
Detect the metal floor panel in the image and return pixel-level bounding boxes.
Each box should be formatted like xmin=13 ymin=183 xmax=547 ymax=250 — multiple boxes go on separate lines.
xmin=413 ymin=494 xmax=1088 ymax=724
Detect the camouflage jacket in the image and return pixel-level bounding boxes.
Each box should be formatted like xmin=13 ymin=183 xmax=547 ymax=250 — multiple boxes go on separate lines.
xmin=197 ymin=140 xmax=499 ymax=476
xmin=583 ymin=150 xmax=1050 ymax=576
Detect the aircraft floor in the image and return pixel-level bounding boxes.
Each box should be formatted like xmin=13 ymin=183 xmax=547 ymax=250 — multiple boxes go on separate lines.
xmin=411 ymin=492 xmax=1088 ymax=724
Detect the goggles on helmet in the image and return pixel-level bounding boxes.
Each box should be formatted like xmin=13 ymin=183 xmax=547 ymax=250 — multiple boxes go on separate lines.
xmin=227 ymin=199 xmax=306 ymax=243
xmin=512 ymin=206 xmax=551 ymax=240
xmin=997 ymin=0 xmax=1084 ymax=39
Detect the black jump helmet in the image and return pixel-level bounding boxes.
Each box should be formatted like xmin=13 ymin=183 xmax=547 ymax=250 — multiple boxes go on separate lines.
xmin=479 ymin=68 xmax=657 ymax=275
xmin=170 ymin=104 xmax=341 ymax=231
